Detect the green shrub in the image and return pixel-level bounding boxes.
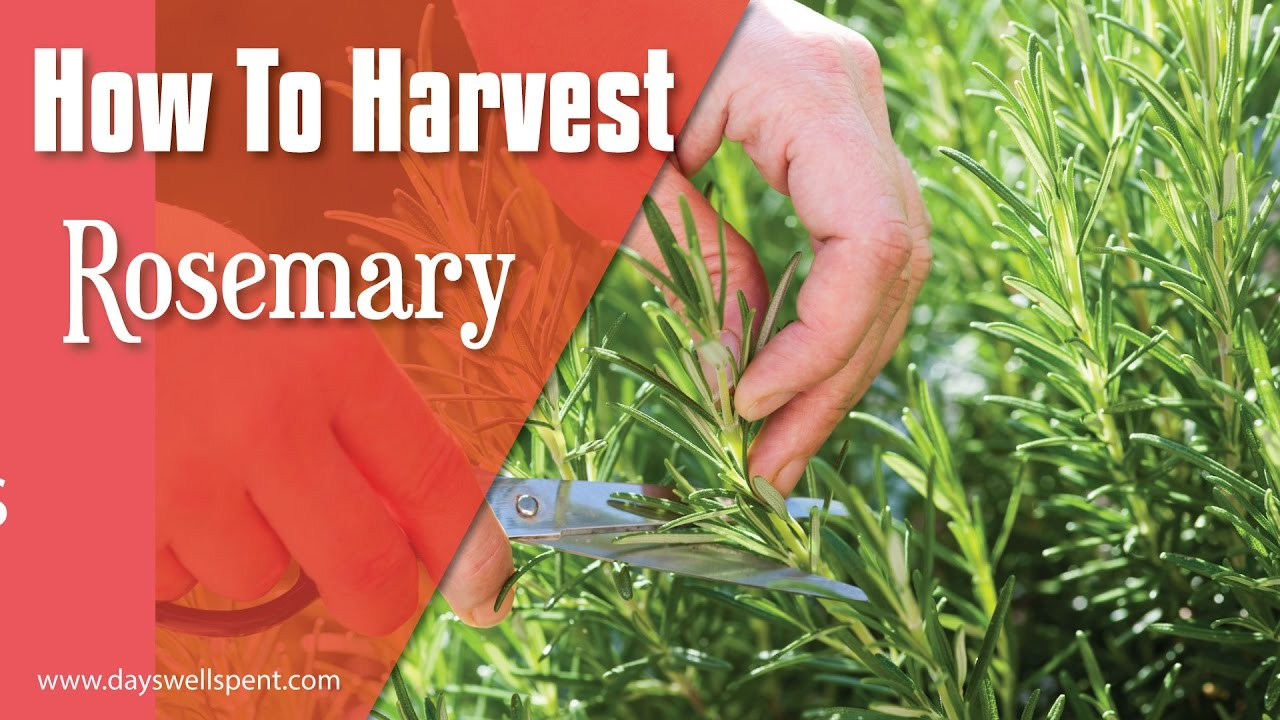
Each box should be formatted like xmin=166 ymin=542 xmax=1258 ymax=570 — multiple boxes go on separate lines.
xmin=378 ymin=0 xmax=1280 ymax=717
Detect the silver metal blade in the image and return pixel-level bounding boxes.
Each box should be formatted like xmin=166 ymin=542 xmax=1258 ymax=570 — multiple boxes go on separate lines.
xmin=534 ymin=532 xmax=867 ymax=603
xmin=488 ymin=477 xmax=851 ymax=540
xmin=488 ymin=477 xmax=678 ymax=540
xmin=488 ymin=477 xmax=863 ymax=601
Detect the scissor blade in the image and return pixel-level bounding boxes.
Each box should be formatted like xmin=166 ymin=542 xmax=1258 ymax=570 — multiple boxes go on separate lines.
xmin=488 ymin=477 xmax=678 ymax=540
xmin=535 ymin=532 xmax=867 ymax=604
xmin=488 ymin=477 xmax=852 ymax=540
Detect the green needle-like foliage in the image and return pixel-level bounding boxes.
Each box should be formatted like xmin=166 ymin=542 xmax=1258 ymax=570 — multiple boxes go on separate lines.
xmin=374 ymin=0 xmax=1280 ymax=718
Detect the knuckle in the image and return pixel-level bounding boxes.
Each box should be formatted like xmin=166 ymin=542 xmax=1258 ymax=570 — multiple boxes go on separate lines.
xmin=915 ymin=240 xmax=934 ymax=280
xmin=396 ymin=452 xmax=442 ymax=511
xmin=818 ymin=392 xmax=857 ymax=418
xmin=794 ymin=32 xmax=851 ymax=77
xmin=704 ymin=235 xmax=757 ymax=282
xmin=794 ymin=28 xmax=883 ymax=96
xmin=229 ymin=556 xmax=289 ymax=601
xmin=399 ymin=473 xmax=434 ymax=512
xmin=336 ymin=537 xmax=411 ymax=593
xmin=819 ymin=342 xmax=853 ymax=373
xmin=156 ymin=559 xmax=196 ymax=601
xmin=797 ymin=321 xmax=854 ymax=370
xmin=885 ymin=270 xmax=914 ymax=306
xmin=846 ymin=33 xmax=882 ymax=78
xmin=871 ymin=216 xmax=914 ymax=273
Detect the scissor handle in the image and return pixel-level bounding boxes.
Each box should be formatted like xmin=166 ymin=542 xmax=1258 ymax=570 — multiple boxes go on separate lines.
xmin=155 ymin=575 xmax=319 ymax=637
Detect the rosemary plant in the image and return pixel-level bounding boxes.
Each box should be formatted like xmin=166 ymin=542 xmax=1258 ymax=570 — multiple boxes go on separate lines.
xmin=373 ymin=0 xmax=1280 ymax=717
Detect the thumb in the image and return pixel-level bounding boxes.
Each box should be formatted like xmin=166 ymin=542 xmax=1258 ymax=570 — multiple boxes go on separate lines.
xmin=625 ymin=162 xmax=769 ymax=356
xmin=438 ymin=504 xmax=515 ymax=627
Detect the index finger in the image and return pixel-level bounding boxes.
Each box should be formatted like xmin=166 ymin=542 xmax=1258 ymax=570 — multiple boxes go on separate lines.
xmin=329 ymin=328 xmax=514 ymax=625
xmin=732 ymin=113 xmax=913 ymax=420
xmin=672 ymin=5 xmax=915 ymax=418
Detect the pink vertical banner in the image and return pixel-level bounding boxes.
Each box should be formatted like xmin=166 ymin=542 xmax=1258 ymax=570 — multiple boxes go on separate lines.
xmin=0 ymin=1 xmax=156 ymax=717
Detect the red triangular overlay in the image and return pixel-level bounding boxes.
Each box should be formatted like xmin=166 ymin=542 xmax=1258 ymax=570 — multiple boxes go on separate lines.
xmin=145 ymin=1 xmax=747 ymax=718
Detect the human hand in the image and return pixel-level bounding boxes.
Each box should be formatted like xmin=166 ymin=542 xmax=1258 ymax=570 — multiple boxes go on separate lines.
xmin=153 ymin=204 xmax=514 ymax=634
xmin=628 ymin=0 xmax=932 ymax=495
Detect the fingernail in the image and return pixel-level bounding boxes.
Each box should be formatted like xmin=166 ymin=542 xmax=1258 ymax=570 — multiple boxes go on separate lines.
xmin=738 ymin=389 xmax=796 ymax=420
xmin=720 ymin=329 xmax=743 ymax=364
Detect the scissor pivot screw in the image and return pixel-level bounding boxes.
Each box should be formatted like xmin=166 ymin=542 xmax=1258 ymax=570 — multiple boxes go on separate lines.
xmin=515 ymin=493 xmax=540 ymax=518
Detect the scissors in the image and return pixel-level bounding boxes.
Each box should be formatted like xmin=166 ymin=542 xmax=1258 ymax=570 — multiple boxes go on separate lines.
xmin=488 ymin=477 xmax=866 ymax=603
xmin=157 ymin=477 xmax=865 ymax=637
